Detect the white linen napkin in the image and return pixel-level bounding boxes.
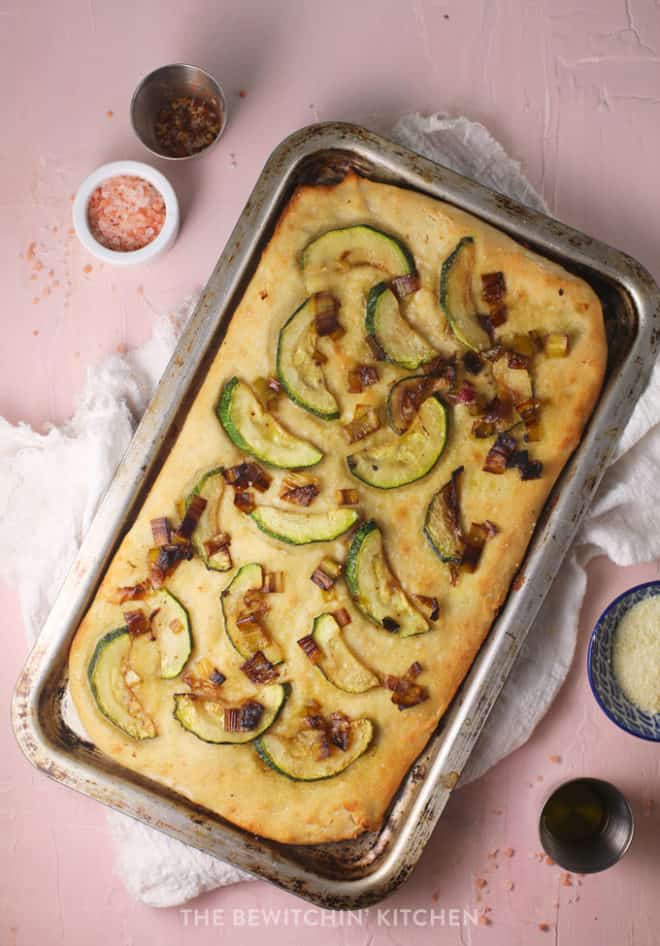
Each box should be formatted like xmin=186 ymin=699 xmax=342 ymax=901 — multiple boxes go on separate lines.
xmin=3 ymin=115 xmax=658 ymax=907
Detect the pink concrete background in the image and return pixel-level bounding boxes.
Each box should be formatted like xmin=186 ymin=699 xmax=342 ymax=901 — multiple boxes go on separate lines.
xmin=2 ymin=1 xmax=659 ymax=944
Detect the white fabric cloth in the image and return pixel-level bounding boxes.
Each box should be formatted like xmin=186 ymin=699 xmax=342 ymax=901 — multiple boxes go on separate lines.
xmin=2 ymin=114 xmax=658 ymax=906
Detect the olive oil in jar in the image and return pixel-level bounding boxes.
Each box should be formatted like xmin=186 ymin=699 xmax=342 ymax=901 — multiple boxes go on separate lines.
xmin=539 ymin=778 xmax=634 ymax=873
xmin=541 ymin=780 xmax=608 ymax=843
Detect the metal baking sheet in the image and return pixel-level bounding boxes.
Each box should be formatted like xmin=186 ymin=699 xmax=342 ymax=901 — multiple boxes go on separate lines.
xmin=12 ymin=122 xmax=660 ymax=909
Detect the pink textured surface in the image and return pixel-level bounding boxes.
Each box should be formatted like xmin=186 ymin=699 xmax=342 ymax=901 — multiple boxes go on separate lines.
xmin=2 ymin=1 xmax=659 ymax=944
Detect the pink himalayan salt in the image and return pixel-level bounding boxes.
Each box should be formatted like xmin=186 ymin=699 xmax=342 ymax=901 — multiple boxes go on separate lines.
xmin=87 ymin=175 xmax=165 ymax=252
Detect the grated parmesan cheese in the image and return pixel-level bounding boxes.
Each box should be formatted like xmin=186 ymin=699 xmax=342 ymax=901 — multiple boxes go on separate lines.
xmin=612 ymin=597 xmax=660 ymax=714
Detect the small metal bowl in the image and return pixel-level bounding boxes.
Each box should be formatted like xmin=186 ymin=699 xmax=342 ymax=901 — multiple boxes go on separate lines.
xmin=130 ymin=63 xmax=227 ymax=160
xmin=539 ymin=778 xmax=634 ymax=873
xmin=588 ymin=581 xmax=660 ymax=741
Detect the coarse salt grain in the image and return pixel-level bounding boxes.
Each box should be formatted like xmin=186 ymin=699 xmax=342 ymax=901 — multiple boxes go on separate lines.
xmin=612 ymin=597 xmax=660 ymax=714
xmin=87 ymin=175 xmax=165 ymax=252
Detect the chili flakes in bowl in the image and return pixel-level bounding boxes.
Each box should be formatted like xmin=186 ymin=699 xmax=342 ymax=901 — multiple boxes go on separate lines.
xmin=154 ymin=96 xmax=222 ymax=158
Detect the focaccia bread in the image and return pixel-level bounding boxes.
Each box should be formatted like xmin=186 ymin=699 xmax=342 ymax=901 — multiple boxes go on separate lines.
xmin=69 ymin=172 xmax=606 ymax=844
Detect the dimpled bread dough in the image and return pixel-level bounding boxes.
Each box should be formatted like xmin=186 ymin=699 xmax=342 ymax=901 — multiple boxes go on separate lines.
xmin=69 ymin=173 xmax=606 ymax=844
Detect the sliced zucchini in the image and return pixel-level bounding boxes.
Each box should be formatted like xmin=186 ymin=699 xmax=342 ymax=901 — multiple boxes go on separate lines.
xmin=345 ymin=520 xmax=430 ymax=637
xmin=173 ymin=683 xmax=289 ymax=745
xmin=347 ymin=394 xmax=448 ymax=489
xmin=147 ymin=588 xmax=193 ymax=679
xmin=88 ymin=628 xmax=157 ymax=741
xmin=302 ymin=225 xmax=414 ymax=278
xmin=255 ymin=717 xmax=373 ymax=781
xmin=366 ymin=282 xmax=435 ymax=370
xmin=310 ymin=613 xmax=379 ymax=693
xmin=345 ymin=521 xmax=429 ymax=637
xmin=221 ymin=563 xmax=283 ymax=664
xmin=250 ymin=506 xmax=359 ymax=545
xmin=186 ymin=467 xmax=231 ymax=571
xmin=386 ymin=374 xmax=431 ymax=435
xmin=217 ymin=377 xmax=323 ymax=469
xmin=424 ymin=489 xmax=463 ymax=564
xmin=440 ymin=236 xmax=490 ymax=351
xmin=276 ymin=298 xmax=339 ymax=420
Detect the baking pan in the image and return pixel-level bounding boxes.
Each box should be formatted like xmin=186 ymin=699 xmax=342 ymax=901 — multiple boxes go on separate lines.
xmin=12 ymin=122 xmax=660 ymax=909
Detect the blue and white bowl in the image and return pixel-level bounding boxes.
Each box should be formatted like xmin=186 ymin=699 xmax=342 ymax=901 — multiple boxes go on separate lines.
xmin=588 ymin=581 xmax=660 ymax=741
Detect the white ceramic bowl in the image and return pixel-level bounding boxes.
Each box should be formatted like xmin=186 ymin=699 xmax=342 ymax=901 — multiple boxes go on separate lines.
xmin=72 ymin=160 xmax=180 ymax=265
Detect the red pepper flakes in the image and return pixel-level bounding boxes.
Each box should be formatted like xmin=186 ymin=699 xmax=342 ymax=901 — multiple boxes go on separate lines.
xmin=88 ymin=176 xmax=166 ymax=252
xmin=155 ymin=96 xmax=222 ymax=157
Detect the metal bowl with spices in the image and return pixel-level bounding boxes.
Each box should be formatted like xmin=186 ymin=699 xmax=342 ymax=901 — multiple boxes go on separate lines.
xmin=131 ymin=63 xmax=228 ymax=160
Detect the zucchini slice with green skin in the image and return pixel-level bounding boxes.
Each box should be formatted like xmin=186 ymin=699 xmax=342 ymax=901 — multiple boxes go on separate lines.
xmin=440 ymin=236 xmax=491 ymax=351
xmin=424 ymin=488 xmax=463 ymax=564
xmin=173 ymin=683 xmax=289 ymax=745
xmin=148 ymin=588 xmax=193 ymax=679
xmin=310 ymin=613 xmax=379 ymax=693
xmin=255 ymin=717 xmax=373 ymax=781
xmin=250 ymin=506 xmax=359 ymax=545
xmin=221 ymin=563 xmax=283 ymax=665
xmin=186 ymin=467 xmax=231 ymax=571
xmin=276 ymin=298 xmax=340 ymax=420
xmin=347 ymin=394 xmax=448 ymax=489
xmin=386 ymin=374 xmax=434 ymax=435
xmin=345 ymin=521 xmax=429 ymax=637
xmin=302 ymin=225 xmax=415 ymax=278
xmin=217 ymin=377 xmax=323 ymax=469
xmin=88 ymin=628 xmax=157 ymax=741
xmin=366 ymin=282 xmax=435 ymax=370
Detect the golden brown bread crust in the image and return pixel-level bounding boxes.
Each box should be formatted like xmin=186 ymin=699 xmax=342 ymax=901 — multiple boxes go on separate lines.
xmin=68 ymin=172 xmax=607 ymax=844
